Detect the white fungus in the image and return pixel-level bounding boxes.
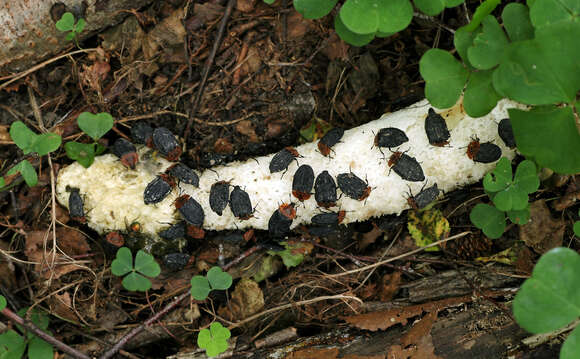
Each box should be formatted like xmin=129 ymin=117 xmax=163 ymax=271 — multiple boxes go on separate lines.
xmin=56 ymin=99 xmax=523 ymax=237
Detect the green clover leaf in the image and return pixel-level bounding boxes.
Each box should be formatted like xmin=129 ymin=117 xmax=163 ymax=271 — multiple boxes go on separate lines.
xmin=0 ymin=330 xmax=26 ymax=359
xmin=7 ymin=160 xmax=38 ymax=187
xmin=197 ymin=322 xmax=231 ymax=357
xmin=513 ymin=247 xmax=580 ymax=333
xmin=111 ymin=247 xmax=133 ymax=276
xmin=483 ymin=157 xmax=512 ymax=192
xmin=207 ymin=267 xmax=233 ymax=291
xmin=339 ymin=0 xmax=413 ymax=35
xmin=55 ymin=12 xmax=75 ymax=32
xmin=470 ymin=203 xmax=505 ymax=239
xmin=9 ymin=121 xmax=36 ymax=154
xmin=414 ymin=0 xmax=445 ymax=17
xmin=190 ymin=275 xmax=211 ymax=300
xmin=334 ymin=15 xmax=374 ymax=47
xmin=293 ymin=0 xmax=338 ymax=19
xmin=134 ymin=250 xmax=161 ymax=278
xmin=467 ymin=15 xmax=509 ymax=70
xmin=502 ymin=3 xmax=534 ymax=42
xmin=0 ymin=295 xmax=6 ymax=311
xmin=31 ymin=133 xmax=61 ymax=156
xmin=574 ymin=210 xmax=580 ymax=237
xmin=64 ymin=142 xmax=96 ymax=168
xmin=27 ymin=336 xmax=53 ymax=359
xmin=419 ymin=49 xmax=469 ymax=109
xmin=111 ymin=247 xmax=160 ymax=292
xmin=463 ymin=69 xmax=502 ymax=117
xmin=77 ymin=112 xmax=114 ymax=141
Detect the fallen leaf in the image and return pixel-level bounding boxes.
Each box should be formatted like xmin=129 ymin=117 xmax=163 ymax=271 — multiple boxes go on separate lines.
xmin=378 ymin=271 xmax=402 ymax=302
xmin=235 ymin=120 xmax=259 ymax=143
xmin=214 ymin=138 xmax=234 ymax=154
xmin=236 ymin=0 xmax=257 ymax=13
xmin=520 ymin=200 xmax=565 ymax=254
xmin=219 ymin=278 xmax=264 ymax=321
xmin=48 ymin=292 xmax=78 ymax=322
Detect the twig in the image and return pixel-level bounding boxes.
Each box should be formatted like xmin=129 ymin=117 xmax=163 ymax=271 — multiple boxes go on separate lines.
xmin=0 ymin=308 xmax=91 ymax=359
xmin=183 ymin=0 xmax=236 ymax=140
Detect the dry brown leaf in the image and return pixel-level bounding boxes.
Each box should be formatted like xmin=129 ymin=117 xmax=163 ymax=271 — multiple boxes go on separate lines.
xmin=143 ymin=8 xmax=186 ymax=60
xmin=214 ymin=138 xmax=234 ymax=154
xmin=520 ymin=200 xmax=565 ymax=254
xmin=55 ymin=227 xmax=90 ymax=256
xmin=219 ymin=278 xmax=264 ymax=321
xmin=48 ymin=292 xmax=78 ymax=322
xmin=358 ymin=225 xmax=383 ymax=251
xmin=235 ymin=120 xmax=259 ymax=143
xmin=276 ymin=10 xmax=313 ymax=40
xmin=236 ymin=0 xmax=257 ymax=13
xmin=401 ymin=311 xmax=437 ymax=348
xmin=25 ymin=231 xmax=89 ymax=279
xmin=322 ymin=33 xmax=350 ymax=61
xmin=379 ymin=271 xmax=402 ymax=302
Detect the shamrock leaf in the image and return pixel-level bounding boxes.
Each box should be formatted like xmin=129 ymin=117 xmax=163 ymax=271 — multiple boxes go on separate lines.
xmin=77 ymin=112 xmax=114 ymax=141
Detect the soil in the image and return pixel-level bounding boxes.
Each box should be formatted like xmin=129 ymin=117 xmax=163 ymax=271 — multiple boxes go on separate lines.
xmin=0 ymin=1 xmax=578 ymax=358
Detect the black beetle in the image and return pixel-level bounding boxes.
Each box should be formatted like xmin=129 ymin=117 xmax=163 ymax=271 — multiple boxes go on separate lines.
xmin=167 ymin=163 xmax=199 ymax=187
xmin=425 ymin=108 xmax=450 ymax=146
xmin=230 ymin=186 xmax=253 ymax=220
xmin=498 ymin=118 xmax=516 ymax=148
xmin=467 ymin=138 xmax=502 ymax=163
xmin=311 ymin=210 xmax=345 ymax=226
xmin=314 ymin=170 xmax=337 ymax=208
xmin=68 ymin=187 xmax=86 ymax=223
xmin=318 ymin=128 xmax=344 ymax=156
xmin=209 ymin=181 xmax=230 ymax=216
xmin=131 ymin=122 xmax=154 ymax=147
xmin=292 ymin=164 xmax=314 ymax=202
xmin=374 ymin=128 xmax=409 ymax=149
xmin=144 ymin=174 xmax=175 ymax=204
xmin=268 ymin=204 xmax=295 ymax=238
xmin=112 ymin=138 xmax=138 ymax=169
xmin=269 ymin=147 xmax=300 ymax=173
xmin=388 ymin=152 xmax=425 ymax=182
xmin=407 ymin=184 xmax=439 ymax=210
xmin=159 ymin=221 xmax=186 ymax=240
xmin=337 ymin=172 xmax=371 ymax=201
xmin=175 ymin=194 xmax=204 ymax=227
xmin=153 ymin=127 xmax=182 ymax=161
xmin=163 ymin=253 xmax=190 ymax=271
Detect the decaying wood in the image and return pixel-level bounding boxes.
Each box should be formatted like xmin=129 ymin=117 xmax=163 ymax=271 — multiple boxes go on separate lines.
xmin=0 ymin=0 xmax=154 ymax=75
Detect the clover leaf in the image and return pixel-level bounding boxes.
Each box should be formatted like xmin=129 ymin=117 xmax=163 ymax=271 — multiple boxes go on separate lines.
xmin=77 ymin=112 xmax=113 ymax=141
xmin=419 ymin=49 xmax=469 ymax=109
xmin=470 ymin=203 xmax=506 ymax=239
xmin=64 ymin=142 xmax=96 ymax=168
xmin=467 ymin=15 xmax=509 ymax=70
xmin=293 ymin=0 xmax=337 ymax=19
xmin=514 ymin=247 xmax=580 ymax=333
xmin=10 ymin=121 xmax=36 ymax=154
xmin=190 ymin=275 xmax=211 ymax=300
xmin=0 ymin=330 xmax=26 ymax=359
xmin=111 ymin=247 xmax=160 ymax=292
xmin=55 ymin=12 xmax=86 ymax=43
xmin=339 ymin=0 xmax=413 ymax=35
xmin=0 ymin=295 xmax=6 ymax=311
xmin=197 ymin=322 xmax=231 ymax=357
xmin=483 ymin=158 xmax=538 ymax=212
xmin=502 ymin=3 xmax=534 ymax=42
xmin=207 ymin=267 xmax=233 ymax=291
xmin=7 ymin=160 xmax=38 ymax=187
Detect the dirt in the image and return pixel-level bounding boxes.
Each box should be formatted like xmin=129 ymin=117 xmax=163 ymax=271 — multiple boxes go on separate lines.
xmin=0 ymin=1 xmax=578 ymax=358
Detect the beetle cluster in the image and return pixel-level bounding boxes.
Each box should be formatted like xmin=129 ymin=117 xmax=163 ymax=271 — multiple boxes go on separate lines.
xmin=66 ymin=105 xmax=512 ymax=268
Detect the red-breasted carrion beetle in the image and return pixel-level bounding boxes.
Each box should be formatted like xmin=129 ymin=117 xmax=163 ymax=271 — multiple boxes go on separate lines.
xmin=374 ymin=127 xmax=409 ymax=149
xmin=318 ymin=128 xmax=344 ymax=156
xmin=467 ymin=137 xmax=502 ymax=163
xmin=68 ymin=187 xmax=86 ymax=223
xmin=314 ymin=170 xmax=337 ymax=208
xmin=292 ymin=164 xmax=315 ymax=202
xmin=269 ymin=146 xmax=300 ymax=173
xmin=407 ymin=184 xmax=439 ymax=210
xmin=112 ymin=138 xmax=138 ymax=169
xmin=210 ymin=181 xmax=230 ymax=216
xmin=144 ymin=174 xmax=175 ymax=205
xmin=388 ymin=152 xmax=425 ymax=182
xmin=268 ymin=204 xmax=295 ymax=238
xmin=131 ymin=122 xmax=154 ymax=147
xmin=311 ymin=211 xmax=345 ymax=226
xmin=425 ymin=108 xmax=450 ymax=147
xmin=175 ymin=194 xmax=204 ymax=227
xmin=230 ymin=185 xmax=253 ymax=220
xmin=498 ymin=118 xmax=516 ymax=149
xmin=153 ymin=127 xmax=182 ymax=161
xmin=167 ymin=163 xmax=199 ymax=187
xmin=159 ymin=221 xmax=186 ymax=240
xmin=336 ymin=172 xmax=371 ymax=201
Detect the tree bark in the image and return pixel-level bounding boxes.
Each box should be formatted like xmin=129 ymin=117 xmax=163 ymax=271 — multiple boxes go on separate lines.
xmin=0 ymin=0 xmax=154 ymax=75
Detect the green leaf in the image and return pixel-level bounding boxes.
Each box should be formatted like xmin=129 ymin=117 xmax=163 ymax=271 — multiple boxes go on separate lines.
xmin=561 ymin=324 xmax=580 ymax=359
xmin=7 ymin=160 xmax=38 ymax=187
xmin=207 ymin=267 xmax=232 ymax=291
xmin=470 ymin=203 xmax=506 ymax=239
xmin=529 ymin=0 xmax=580 ymax=29
xmin=513 ymin=247 xmax=580 ymax=333
xmin=509 ymin=107 xmax=580 ymax=174
xmin=65 ymin=32 xmax=76 ymax=41
xmin=414 ymin=0 xmax=445 ymax=16
xmin=10 ymin=121 xmax=37 ymax=153
xmin=492 ymin=185 xmax=528 ymax=212
xmin=467 ymin=15 xmax=509 ymax=70
xmin=574 ymin=211 xmax=580 ymax=237
xmin=197 ymin=322 xmax=231 ymax=357
xmin=444 ymin=0 xmax=464 ymax=7
xmin=65 ymin=141 xmax=96 ymax=168
xmin=122 ymin=272 xmax=152 ymax=292
xmin=75 ymin=18 xmax=86 ymax=33
xmin=507 ymin=207 xmax=530 ymax=224
xmin=271 ymin=243 xmax=305 ymax=268
xmin=494 ymin=22 xmax=580 ymax=105
xmin=77 ymin=112 xmax=114 ymax=141
xmin=339 ymin=0 xmax=413 ymax=35
xmin=263 ymin=0 xmax=275 ymax=4
xmin=334 ymin=15 xmax=375 ymax=47
xmin=111 ymin=247 xmax=133 ymax=277
xmin=31 ymin=133 xmax=61 ymax=156
xmin=483 ymin=157 xmax=512 ymax=192
xmin=27 ymin=337 xmax=54 ymax=359
xmin=0 ymin=177 xmax=4 ymax=189
xmin=513 ymin=160 xmax=539 ymax=194
xmin=293 ymin=0 xmax=338 ymax=19
xmin=502 ymin=3 xmax=534 ymax=42
xmin=463 ymin=69 xmax=501 ymax=117
xmin=0 ymin=295 xmax=6 ymax=311
xmin=462 ymin=0 xmax=501 ymax=32
xmin=134 ymin=250 xmax=160 ymax=278
xmin=453 ymin=28 xmax=480 ymax=68
xmin=0 ymin=330 xmax=26 ymax=359
xmin=55 ymin=12 xmax=75 ymax=32
xmin=419 ymin=49 xmax=469 ymax=109
xmin=190 ymin=275 xmax=211 ymax=300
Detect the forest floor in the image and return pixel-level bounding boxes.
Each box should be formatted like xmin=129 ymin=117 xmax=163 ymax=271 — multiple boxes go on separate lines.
xmin=0 ymin=0 xmax=577 ymax=358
